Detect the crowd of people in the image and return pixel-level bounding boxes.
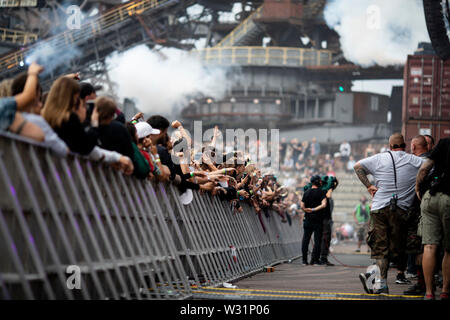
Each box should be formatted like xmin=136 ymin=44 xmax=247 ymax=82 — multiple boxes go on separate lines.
xmin=1 ymin=63 xmax=448 ymax=300
xmin=354 ymin=133 xmax=449 ymax=300
xmin=0 ymin=62 xmax=303 ymax=234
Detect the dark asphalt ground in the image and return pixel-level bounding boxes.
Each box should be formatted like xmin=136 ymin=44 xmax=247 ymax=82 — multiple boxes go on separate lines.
xmin=207 ymin=241 xmax=442 ymax=300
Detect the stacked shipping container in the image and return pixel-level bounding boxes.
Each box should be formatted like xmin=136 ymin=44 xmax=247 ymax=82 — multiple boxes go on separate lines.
xmin=402 ymin=54 xmax=450 ymax=148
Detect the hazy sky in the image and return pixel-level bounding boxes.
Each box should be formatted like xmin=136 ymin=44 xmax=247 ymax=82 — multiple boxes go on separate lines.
xmin=352 ymin=79 xmax=404 ymax=96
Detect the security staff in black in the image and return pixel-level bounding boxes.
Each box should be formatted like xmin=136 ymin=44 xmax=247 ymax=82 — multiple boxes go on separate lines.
xmin=320 ymin=189 xmax=335 ymax=266
xmin=301 ymin=175 xmax=329 ymax=265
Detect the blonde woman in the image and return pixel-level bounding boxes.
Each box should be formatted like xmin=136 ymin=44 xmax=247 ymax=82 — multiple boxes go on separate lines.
xmin=42 ymin=77 xmax=133 ymax=174
xmin=42 ymin=76 xmax=98 ymax=155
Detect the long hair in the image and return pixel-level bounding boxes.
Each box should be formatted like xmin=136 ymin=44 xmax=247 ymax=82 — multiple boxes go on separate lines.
xmin=41 ymin=77 xmax=80 ymax=128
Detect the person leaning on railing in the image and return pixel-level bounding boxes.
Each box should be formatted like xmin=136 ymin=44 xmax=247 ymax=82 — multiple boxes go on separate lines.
xmin=0 ymin=62 xmax=45 ymax=142
xmin=40 ymin=75 xmax=133 ymax=175
xmin=125 ymin=122 xmax=151 ymax=180
xmin=10 ymin=70 xmax=68 ymax=156
xmin=127 ymin=113 xmax=294 ymax=222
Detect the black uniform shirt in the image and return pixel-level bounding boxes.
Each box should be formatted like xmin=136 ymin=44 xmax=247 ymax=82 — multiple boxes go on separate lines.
xmin=301 ymin=188 xmax=327 ymax=223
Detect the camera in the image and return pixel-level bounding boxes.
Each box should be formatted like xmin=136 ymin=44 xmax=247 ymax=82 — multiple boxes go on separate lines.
xmin=389 ymin=194 xmax=398 ymax=211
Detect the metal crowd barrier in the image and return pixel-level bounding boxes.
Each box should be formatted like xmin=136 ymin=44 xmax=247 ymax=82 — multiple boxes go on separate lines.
xmin=0 ymin=133 xmax=303 ymax=300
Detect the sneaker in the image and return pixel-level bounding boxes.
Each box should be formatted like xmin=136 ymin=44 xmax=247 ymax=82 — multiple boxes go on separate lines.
xmin=395 ymin=273 xmax=411 ymax=284
xmin=373 ymin=279 xmax=389 ymax=295
xmin=405 ymin=272 xmax=417 ymax=280
xmin=359 ymin=273 xmax=373 ymax=294
xmin=355 ymin=249 xmax=361 ymax=253
xmin=319 ymin=259 xmax=335 ymax=266
xmin=440 ymin=292 xmax=449 ymax=300
xmin=373 ymin=285 xmax=389 ymax=295
xmin=310 ymin=260 xmax=320 ymax=266
xmin=424 ymin=294 xmax=435 ymax=300
xmin=403 ymin=283 xmax=426 ymax=296
xmin=302 ymin=260 xmax=309 ymax=266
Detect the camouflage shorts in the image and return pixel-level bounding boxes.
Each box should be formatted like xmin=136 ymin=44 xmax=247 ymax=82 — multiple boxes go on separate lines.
xmin=405 ymin=204 xmax=423 ymax=254
xmin=357 ymin=224 xmax=368 ymax=241
xmin=367 ymin=206 xmax=408 ymax=260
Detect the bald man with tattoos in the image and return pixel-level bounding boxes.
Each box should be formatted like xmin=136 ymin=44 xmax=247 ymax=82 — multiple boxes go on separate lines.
xmin=354 ymin=133 xmax=424 ymax=295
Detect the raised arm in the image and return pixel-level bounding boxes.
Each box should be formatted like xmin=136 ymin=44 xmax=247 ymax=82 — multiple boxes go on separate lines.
xmin=172 ymin=120 xmax=192 ymax=147
xmin=15 ymin=62 xmax=43 ymax=109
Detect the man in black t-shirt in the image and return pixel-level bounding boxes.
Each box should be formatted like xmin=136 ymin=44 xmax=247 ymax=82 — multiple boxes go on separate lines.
xmin=301 ymin=175 xmax=328 ymax=265
xmin=415 ymin=138 xmax=450 ymax=300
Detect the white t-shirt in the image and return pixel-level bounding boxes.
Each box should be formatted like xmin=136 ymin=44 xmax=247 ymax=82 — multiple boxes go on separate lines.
xmin=359 ymin=151 xmax=424 ymax=211
xmin=340 ymin=143 xmax=351 ymax=157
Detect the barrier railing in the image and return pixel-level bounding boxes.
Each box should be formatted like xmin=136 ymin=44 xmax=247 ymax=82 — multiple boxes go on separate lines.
xmin=0 ymin=133 xmax=303 ymax=299
xmin=0 ymin=28 xmax=38 ymax=46
xmin=193 ymin=46 xmax=333 ymax=68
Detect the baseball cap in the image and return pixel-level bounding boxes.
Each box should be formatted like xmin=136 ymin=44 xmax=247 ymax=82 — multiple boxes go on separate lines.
xmin=179 ymin=188 xmax=193 ymax=205
xmin=310 ymin=175 xmax=321 ymax=184
xmin=135 ymin=122 xmax=160 ymax=139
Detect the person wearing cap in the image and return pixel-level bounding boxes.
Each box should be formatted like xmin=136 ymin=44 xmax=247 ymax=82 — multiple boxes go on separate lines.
xmin=300 ymin=175 xmax=328 ymax=265
xmin=354 ymin=133 xmax=424 ymax=295
xmin=135 ymin=121 xmax=170 ymax=182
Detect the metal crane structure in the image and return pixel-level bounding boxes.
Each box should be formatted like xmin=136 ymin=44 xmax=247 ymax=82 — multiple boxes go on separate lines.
xmin=0 ymin=0 xmax=403 ymax=140
xmin=0 ymin=0 xmax=201 ymax=90
xmin=181 ymin=0 xmax=402 ymax=144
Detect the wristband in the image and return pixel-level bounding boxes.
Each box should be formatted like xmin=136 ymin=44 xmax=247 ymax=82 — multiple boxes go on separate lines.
xmin=27 ymin=72 xmax=39 ymax=77
xmin=223 ymin=169 xmax=226 ymax=174
xmin=190 ymin=172 xmax=194 ymax=177
xmin=250 ymin=190 xmax=254 ymax=195
xmin=131 ymin=119 xmax=138 ymax=124
xmin=237 ymin=191 xmax=240 ymax=196
xmin=155 ymin=158 xmax=161 ymax=163
xmin=311 ymin=208 xmax=314 ymax=212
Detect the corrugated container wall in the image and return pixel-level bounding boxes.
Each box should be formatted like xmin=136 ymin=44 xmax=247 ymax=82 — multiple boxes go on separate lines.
xmin=353 ymin=92 xmax=390 ymax=125
xmin=402 ymin=54 xmax=450 ymax=147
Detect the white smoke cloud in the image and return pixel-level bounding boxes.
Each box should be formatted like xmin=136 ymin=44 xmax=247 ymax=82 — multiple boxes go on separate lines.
xmin=324 ymin=0 xmax=430 ymax=66
xmin=24 ymin=41 xmax=81 ymax=76
xmin=105 ymin=45 xmax=229 ymax=115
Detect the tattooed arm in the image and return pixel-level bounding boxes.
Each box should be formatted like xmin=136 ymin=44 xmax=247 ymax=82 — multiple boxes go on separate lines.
xmin=354 ymin=162 xmax=378 ymax=197
xmin=415 ymin=159 xmax=434 ymax=201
